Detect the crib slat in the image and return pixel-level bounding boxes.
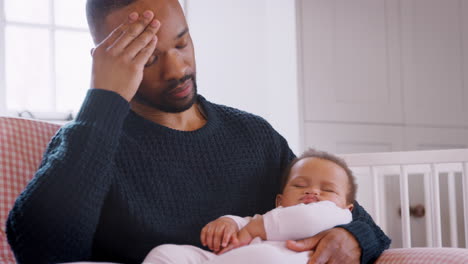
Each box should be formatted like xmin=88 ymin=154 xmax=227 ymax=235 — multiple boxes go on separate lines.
xmin=431 ymin=163 xmax=442 ymax=247
xmin=447 ymin=172 xmax=458 ymax=247
xmin=463 ymin=162 xmax=468 ymax=248
xmin=400 ymin=166 xmax=411 ymax=248
xmin=424 ymin=172 xmax=433 ymax=247
xmin=370 ymin=166 xmax=382 ymax=227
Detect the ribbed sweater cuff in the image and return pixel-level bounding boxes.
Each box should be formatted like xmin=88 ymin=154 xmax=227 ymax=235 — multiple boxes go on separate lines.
xmin=76 ymin=89 xmax=130 ymax=132
xmin=339 ymin=221 xmax=381 ymax=264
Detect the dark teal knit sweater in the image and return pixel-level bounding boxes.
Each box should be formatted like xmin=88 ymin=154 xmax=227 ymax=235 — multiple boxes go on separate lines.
xmin=6 ymin=89 xmax=390 ymax=264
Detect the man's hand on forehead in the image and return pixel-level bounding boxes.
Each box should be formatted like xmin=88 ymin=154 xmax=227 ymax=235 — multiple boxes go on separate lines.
xmin=90 ymin=10 xmax=161 ymax=102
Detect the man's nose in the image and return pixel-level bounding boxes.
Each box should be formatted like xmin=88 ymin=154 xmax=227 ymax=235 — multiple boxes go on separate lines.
xmin=162 ymin=50 xmax=188 ymax=81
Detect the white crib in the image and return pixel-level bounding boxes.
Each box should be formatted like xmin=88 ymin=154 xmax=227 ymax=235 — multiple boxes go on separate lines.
xmin=341 ymin=149 xmax=468 ymax=249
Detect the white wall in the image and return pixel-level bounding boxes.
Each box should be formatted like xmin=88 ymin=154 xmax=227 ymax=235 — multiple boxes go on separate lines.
xmin=297 ymin=0 xmax=468 ymax=248
xmin=185 ymin=0 xmax=300 ymax=154
xmin=0 ymin=0 xmax=6 ymax=115
xmin=298 ymin=0 xmax=468 ymax=155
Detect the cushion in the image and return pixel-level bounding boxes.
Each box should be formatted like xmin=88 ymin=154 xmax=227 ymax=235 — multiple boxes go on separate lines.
xmin=0 ymin=117 xmax=60 ymax=264
xmin=376 ymin=247 xmax=468 ymax=264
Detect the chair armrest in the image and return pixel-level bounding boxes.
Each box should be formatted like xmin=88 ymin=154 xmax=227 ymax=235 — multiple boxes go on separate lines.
xmin=376 ymin=247 xmax=468 ymax=264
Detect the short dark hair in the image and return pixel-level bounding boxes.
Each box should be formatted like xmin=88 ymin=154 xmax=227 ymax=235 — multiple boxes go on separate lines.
xmin=86 ymin=0 xmax=137 ymax=39
xmin=280 ymin=149 xmax=357 ymax=204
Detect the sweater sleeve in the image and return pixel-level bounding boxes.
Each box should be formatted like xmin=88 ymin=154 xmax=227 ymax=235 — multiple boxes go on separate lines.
xmin=6 ymin=89 xmax=129 ymax=264
xmin=338 ymin=201 xmax=391 ymax=264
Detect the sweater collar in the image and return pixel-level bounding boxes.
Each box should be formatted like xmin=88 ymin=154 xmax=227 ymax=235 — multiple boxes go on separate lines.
xmin=125 ymin=95 xmax=218 ymax=137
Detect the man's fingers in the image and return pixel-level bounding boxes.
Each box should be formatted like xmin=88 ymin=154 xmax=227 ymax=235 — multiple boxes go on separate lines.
xmin=108 ymin=10 xmax=154 ymax=53
xmin=308 ymin=240 xmax=334 ymax=264
xmin=126 ymin=19 xmax=160 ymax=59
xmin=286 ymin=230 xmax=329 ymax=252
xmin=286 ymin=240 xmax=307 ymax=252
xmin=134 ymin=35 xmax=158 ymax=67
xmin=100 ymin=11 xmax=138 ymax=48
xmin=286 ymin=235 xmax=322 ymax=252
xmin=307 ymin=228 xmax=361 ymax=264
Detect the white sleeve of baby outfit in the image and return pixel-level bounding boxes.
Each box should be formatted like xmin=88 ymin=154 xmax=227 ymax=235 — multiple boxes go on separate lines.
xmin=262 ymin=201 xmax=352 ymax=241
xmin=221 ymin=215 xmax=253 ymax=230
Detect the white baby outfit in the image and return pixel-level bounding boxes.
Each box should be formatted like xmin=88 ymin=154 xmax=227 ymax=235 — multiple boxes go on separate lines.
xmin=143 ymin=201 xmax=352 ymax=264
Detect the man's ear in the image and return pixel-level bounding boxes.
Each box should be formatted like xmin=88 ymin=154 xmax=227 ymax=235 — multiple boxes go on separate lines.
xmin=347 ymin=203 xmax=354 ymax=211
xmin=276 ymin=194 xmax=283 ymax=207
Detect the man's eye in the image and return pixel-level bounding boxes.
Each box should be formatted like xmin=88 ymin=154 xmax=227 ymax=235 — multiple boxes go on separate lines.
xmin=145 ymin=55 xmax=159 ymax=67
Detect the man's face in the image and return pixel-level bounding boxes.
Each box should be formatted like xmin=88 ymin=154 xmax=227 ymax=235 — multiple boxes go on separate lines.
xmin=277 ymin=158 xmax=353 ymax=210
xmin=100 ymin=0 xmax=197 ymax=113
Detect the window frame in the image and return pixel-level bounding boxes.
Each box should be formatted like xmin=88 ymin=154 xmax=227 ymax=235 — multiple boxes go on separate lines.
xmin=0 ymin=0 xmax=89 ymax=120
xmin=0 ymin=0 xmax=188 ymax=119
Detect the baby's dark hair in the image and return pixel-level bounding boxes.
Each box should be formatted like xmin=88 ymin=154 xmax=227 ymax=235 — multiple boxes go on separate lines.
xmin=280 ymin=149 xmax=357 ymax=204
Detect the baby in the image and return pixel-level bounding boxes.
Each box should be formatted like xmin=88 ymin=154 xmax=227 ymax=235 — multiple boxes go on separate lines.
xmin=143 ymin=149 xmax=357 ymax=264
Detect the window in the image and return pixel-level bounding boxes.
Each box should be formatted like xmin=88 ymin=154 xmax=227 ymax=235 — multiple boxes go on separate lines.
xmin=0 ymin=0 xmax=186 ymax=119
xmin=0 ymin=0 xmax=92 ymax=118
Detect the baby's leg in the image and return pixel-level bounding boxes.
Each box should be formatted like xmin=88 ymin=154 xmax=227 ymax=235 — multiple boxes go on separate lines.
xmin=203 ymin=243 xmax=309 ymax=264
xmin=143 ymin=244 xmax=216 ymax=264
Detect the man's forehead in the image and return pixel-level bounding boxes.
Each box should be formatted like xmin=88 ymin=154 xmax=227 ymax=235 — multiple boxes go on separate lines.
xmin=103 ymin=0 xmax=185 ymax=34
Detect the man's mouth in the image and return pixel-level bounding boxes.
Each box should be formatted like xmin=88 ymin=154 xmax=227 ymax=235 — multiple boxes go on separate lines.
xmin=168 ymin=79 xmax=193 ymax=99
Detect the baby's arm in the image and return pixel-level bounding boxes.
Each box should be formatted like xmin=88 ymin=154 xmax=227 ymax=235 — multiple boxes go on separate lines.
xmin=218 ymin=201 xmax=352 ymax=254
xmin=222 ymin=215 xmax=252 ymax=230
xmin=219 ymin=201 xmax=352 ymax=254
xmin=236 ymin=215 xmax=267 ymax=244
xmin=239 ymin=201 xmax=353 ymax=242
xmin=263 ymin=200 xmax=352 ymax=241
xmin=236 ymin=201 xmax=352 ymax=243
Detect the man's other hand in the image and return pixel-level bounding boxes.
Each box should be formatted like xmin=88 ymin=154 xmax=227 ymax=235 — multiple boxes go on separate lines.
xmin=286 ymin=228 xmax=361 ymax=264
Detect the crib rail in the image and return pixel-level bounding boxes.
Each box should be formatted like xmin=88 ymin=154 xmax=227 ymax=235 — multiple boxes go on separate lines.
xmin=340 ymin=149 xmax=468 ymax=248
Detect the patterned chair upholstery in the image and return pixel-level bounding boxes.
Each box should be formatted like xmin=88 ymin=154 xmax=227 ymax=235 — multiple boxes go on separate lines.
xmin=0 ymin=117 xmax=60 ymax=264
xmin=1 ymin=116 xmax=468 ymax=264
xmin=377 ymin=247 xmax=468 ymax=263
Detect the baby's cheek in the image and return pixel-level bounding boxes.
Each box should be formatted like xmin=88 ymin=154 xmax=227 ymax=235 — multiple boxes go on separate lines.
xmin=335 ymin=197 xmax=348 ymax=209
xmin=283 ymin=196 xmax=301 ymax=207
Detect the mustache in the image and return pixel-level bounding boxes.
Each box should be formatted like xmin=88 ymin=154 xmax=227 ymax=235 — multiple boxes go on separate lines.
xmin=167 ymin=75 xmax=195 ymax=91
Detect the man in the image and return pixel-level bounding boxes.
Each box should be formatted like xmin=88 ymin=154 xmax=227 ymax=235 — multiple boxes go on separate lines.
xmin=6 ymin=0 xmax=390 ymax=263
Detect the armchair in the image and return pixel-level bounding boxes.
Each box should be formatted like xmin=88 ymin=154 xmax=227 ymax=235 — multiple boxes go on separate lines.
xmin=1 ymin=116 xmax=468 ymax=264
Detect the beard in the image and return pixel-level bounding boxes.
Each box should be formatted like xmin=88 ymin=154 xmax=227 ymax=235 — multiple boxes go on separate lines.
xmin=134 ymin=74 xmax=198 ymax=113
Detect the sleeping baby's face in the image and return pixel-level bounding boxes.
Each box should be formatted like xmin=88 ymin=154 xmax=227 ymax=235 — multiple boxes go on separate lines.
xmin=276 ymin=158 xmax=353 ymax=210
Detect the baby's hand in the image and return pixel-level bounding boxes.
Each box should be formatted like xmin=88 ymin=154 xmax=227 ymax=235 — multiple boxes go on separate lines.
xmin=200 ymin=217 xmax=239 ymax=253
xmin=217 ymin=227 xmax=254 ymax=255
